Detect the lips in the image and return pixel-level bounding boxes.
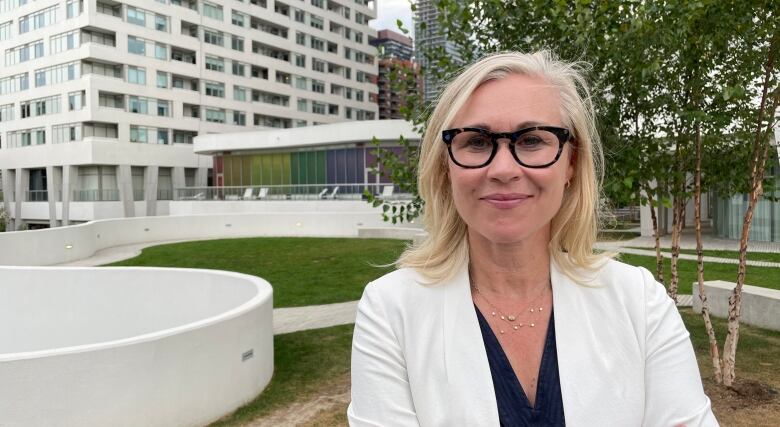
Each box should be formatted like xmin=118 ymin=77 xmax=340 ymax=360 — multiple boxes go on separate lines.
xmin=480 ymin=193 xmax=532 ymax=209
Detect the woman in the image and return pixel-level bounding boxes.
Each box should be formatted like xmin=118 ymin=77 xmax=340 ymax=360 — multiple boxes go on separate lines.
xmin=348 ymin=51 xmax=717 ymax=426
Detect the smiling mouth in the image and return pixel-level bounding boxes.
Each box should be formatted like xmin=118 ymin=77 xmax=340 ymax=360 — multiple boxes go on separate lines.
xmin=481 ymin=194 xmax=532 ymax=201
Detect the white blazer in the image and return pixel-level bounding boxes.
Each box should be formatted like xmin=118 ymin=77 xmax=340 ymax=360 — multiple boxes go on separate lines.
xmin=348 ymin=257 xmax=718 ymax=426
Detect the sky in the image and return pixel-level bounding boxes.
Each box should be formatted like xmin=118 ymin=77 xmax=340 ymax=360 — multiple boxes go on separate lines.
xmin=369 ymin=0 xmax=414 ymax=39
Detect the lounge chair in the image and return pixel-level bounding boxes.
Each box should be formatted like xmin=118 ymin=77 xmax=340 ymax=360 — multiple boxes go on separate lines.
xmin=242 ymin=188 xmax=254 ymax=200
xmin=327 ymin=186 xmax=340 ymax=200
xmin=257 ymin=187 xmax=269 ymax=199
xmin=182 ymin=192 xmax=205 ymax=200
xmin=318 ymin=188 xmax=329 ymax=199
xmin=381 ymin=185 xmax=394 ymax=198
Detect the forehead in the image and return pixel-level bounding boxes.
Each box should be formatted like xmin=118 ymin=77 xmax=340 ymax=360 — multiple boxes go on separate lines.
xmin=451 ymin=74 xmax=563 ymax=130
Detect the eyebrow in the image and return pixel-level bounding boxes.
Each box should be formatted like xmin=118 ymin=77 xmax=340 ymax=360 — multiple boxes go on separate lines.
xmin=462 ymin=121 xmax=548 ymax=131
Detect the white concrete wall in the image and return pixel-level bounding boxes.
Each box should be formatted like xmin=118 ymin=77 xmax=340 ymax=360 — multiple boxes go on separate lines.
xmin=0 ymin=267 xmax=273 ymax=427
xmin=0 ymin=208 xmax=421 ymax=266
xmin=693 ymin=281 xmax=780 ymax=331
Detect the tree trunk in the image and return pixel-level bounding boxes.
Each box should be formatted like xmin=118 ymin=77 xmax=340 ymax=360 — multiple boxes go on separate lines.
xmin=646 ymin=188 xmax=664 ymax=284
xmin=721 ymin=31 xmax=779 ymax=387
xmin=693 ymin=123 xmax=722 ymax=383
xmin=668 ymin=194 xmax=684 ymax=302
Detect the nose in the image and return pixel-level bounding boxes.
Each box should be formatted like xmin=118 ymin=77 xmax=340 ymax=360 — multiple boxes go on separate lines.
xmin=486 ymin=139 xmax=523 ymax=182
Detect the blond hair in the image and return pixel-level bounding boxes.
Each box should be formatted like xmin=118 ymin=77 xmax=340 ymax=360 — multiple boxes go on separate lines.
xmin=398 ymin=51 xmax=607 ymax=283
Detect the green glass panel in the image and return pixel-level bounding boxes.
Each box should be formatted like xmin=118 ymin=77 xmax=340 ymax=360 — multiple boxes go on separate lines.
xmin=290 ymin=152 xmax=301 ymax=185
xmin=223 ymin=155 xmax=233 ymax=186
xmin=281 ymin=154 xmax=292 ymax=185
xmin=242 ymin=156 xmax=251 ymax=187
xmin=252 ymin=155 xmax=262 ymax=185
xmin=262 ymin=155 xmax=273 ymax=185
xmin=306 ymin=151 xmax=316 ymax=185
xmin=316 ymin=150 xmax=326 ymax=184
xmin=231 ymin=156 xmax=241 ymax=186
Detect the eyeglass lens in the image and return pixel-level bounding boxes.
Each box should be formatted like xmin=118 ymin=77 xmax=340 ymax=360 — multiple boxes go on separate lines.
xmin=449 ymin=130 xmax=561 ymax=167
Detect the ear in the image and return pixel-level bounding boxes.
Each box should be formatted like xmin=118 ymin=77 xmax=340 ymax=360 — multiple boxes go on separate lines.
xmin=565 ymin=140 xmax=577 ymax=182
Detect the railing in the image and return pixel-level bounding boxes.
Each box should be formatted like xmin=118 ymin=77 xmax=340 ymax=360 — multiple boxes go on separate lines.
xmin=25 ymin=190 xmax=49 ymax=202
xmin=175 ymin=183 xmax=411 ymax=201
xmin=157 ymin=188 xmax=174 ymax=201
xmin=73 ymin=189 xmax=120 ymax=202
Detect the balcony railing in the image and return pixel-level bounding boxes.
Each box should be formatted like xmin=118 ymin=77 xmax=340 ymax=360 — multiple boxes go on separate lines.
xmin=157 ymin=188 xmax=174 ymax=201
xmin=73 ymin=189 xmax=120 ymax=202
xmin=175 ymin=184 xmax=411 ymax=201
xmin=25 ymin=190 xmax=49 ymax=202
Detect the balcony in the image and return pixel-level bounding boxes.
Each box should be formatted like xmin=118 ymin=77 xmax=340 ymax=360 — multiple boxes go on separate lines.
xmin=73 ymin=189 xmax=120 ymax=202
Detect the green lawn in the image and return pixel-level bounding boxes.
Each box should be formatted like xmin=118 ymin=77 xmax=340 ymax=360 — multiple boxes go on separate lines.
xmin=616 ymin=253 xmax=779 ymax=294
xmin=107 ymin=237 xmax=408 ymax=308
xmin=596 ymin=231 xmax=641 ymax=241
xmin=626 ymin=246 xmax=780 ymax=263
xmin=210 ymin=324 xmax=353 ymax=426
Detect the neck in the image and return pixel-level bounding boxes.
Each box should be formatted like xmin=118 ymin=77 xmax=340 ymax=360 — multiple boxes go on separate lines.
xmin=467 ymin=226 xmax=551 ymax=299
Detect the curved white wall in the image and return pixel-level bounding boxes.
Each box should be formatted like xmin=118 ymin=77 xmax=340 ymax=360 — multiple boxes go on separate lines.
xmin=0 ymin=205 xmax=420 ymax=266
xmin=0 ymin=267 xmax=273 ymax=427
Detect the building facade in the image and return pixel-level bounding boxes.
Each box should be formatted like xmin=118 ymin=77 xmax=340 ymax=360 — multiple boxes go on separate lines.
xmin=413 ymin=0 xmax=460 ymax=104
xmin=369 ymin=29 xmax=421 ymax=120
xmin=0 ymin=0 xmax=378 ymax=229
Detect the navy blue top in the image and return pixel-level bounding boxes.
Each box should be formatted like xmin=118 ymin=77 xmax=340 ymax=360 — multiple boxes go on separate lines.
xmin=475 ymin=306 xmax=566 ymax=426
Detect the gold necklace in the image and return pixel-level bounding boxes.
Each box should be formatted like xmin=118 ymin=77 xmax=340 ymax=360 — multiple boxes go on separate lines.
xmin=471 ymin=280 xmax=550 ymax=334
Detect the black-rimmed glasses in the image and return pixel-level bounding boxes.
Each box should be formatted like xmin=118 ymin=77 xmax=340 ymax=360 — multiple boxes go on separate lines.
xmin=441 ymin=126 xmax=572 ymax=169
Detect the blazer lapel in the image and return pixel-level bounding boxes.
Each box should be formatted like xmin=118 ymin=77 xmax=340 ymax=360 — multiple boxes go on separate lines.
xmin=442 ymin=262 xmax=500 ymax=426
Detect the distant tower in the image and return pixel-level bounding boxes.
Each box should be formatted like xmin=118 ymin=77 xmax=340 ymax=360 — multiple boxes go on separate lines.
xmin=414 ymin=0 xmax=462 ymax=104
xmin=369 ymin=30 xmax=421 ymax=119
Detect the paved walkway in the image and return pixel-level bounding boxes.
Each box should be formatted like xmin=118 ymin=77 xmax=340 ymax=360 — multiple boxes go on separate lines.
xmin=57 ymin=233 xmax=779 ymax=335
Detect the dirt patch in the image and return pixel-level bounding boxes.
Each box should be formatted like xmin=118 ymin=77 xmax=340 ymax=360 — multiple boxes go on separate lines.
xmin=706 ymin=378 xmax=779 ymax=426
xmin=243 ymin=375 xmax=350 ymax=427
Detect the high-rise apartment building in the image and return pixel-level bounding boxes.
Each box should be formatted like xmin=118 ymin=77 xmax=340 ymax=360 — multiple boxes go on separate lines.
xmin=370 ymin=29 xmax=420 ymax=120
xmin=0 ymin=0 xmax=378 ymax=229
xmin=413 ymin=0 xmax=460 ymax=103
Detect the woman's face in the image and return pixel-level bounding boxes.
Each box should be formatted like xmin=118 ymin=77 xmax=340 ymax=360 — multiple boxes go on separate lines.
xmin=447 ymin=73 xmax=574 ymax=246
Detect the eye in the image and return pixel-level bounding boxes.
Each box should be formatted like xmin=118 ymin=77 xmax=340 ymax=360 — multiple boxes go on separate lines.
xmin=516 ymin=132 xmax=554 ymax=149
xmin=464 ymin=134 xmax=492 ymax=150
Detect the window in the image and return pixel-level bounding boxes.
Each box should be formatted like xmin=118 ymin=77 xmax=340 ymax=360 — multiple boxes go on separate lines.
xmin=68 ymin=90 xmax=85 ymax=110
xmin=82 ymin=60 xmax=121 ymax=78
xmin=20 ymin=95 xmax=61 ymax=118
xmin=312 ymin=101 xmax=325 ymax=115
xmin=0 ymin=104 xmax=14 ymax=122
xmin=294 ymin=9 xmax=305 ymax=23
xmin=205 ymin=81 xmax=225 ymax=97
xmin=204 ymin=28 xmax=224 ymax=46
xmin=128 ymin=36 xmax=146 ymax=55
xmin=127 ymin=66 xmax=146 ymax=84
xmin=310 ymin=15 xmax=323 ymax=30
xmin=205 ymin=108 xmax=226 ymax=123
xmin=355 ymin=31 xmax=363 ymax=43
xmin=232 ymin=110 xmax=246 ymax=126
xmin=128 ymin=96 xmax=148 ymax=114
xmin=233 ymin=85 xmax=247 ymax=101
xmin=295 ymin=76 xmax=307 ymax=89
xmin=231 ymin=11 xmax=245 ymax=27
xmin=20 ymin=5 xmax=58 ymax=34
xmin=311 ymin=0 xmax=324 ymax=8
xmin=157 ymin=129 xmax=169 ymax=145
xmin=295 ymin=32 xmax=306 ymax=45
xmin=53 ymin=123 xmax=81 ymax=143
xmin=310 ymin=37 xmax=324 ymax=51
xmin=295 ymin=119 xmax=307 ymax=127
xmin=34 ymin=61 xmax=79 ymax=87
xmin=297 ymin=98 xmax=307 ymax=112
xmin=66 ymin=0 xmax=83 ymax=19
xmin=81 ymin=29 xmax=114 ymax=47
xmin=155 ymin=43 xmax=167 ymax=60
xmin=157 ymin=100 xmax=170 ymax=117
xmin=328 ymin=104 xmax=339 ymax=115
xmin=205 ymin=56 xmax=224 ymax=72
xmin=50 ymin=30 xmax=80 ymax=54
xmin=0 ymin=21 xmax=11 ymax=42
xmin=203 ymin=2 xmax=224 ymax=20
xmin=127 ymin=6 xmax=146 ymax=26
xmin=155 ymin=15 xmax=168 ymax=31
xmin=232 ymin=61 xmax=245 ymax=76
xmin=0 ymin=73 xmax=29 ymax=94
xmin=312 ymin=59 xmax=325 ymax=73
xmin=5 ymin=39 xmax=44 ymax=66
xmin=98 ymin=92 xmax=124 ymax=108
xmin=130 ymin=125 xmax=148 ymax=143
xmin=294 ymin=54 xmax=305 ymax=68
xmin=356 ymin=89 xmax=364 ymax=102
xmin=311 ymin=80 xmax=325 ymax=93
xmin=83 ymin=122 xmax=118 ymax=139
xmin=231 ymin=35 xmax=244 ymax=51
xmin=156 ymin=71 xmax=168 ymax=88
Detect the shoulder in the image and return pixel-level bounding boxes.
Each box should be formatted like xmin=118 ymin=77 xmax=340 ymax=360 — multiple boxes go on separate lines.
xmin=361 ymin=267 xmax=446 ymax=308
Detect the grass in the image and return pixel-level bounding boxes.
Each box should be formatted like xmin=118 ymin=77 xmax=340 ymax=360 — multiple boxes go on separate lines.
xmin=107 ymin=237 xmax=408 ymax=308
xmin=616 ymin=253 xmax=779 ymax=295
xmin=210 ymin=311 xmax=779 ymax=426
xmin=625 ymin=247 xmax=780 ymax=264
xmin=210 ymin=324 xmax=353 ymax=426
xmin=596 ymin=230 xmax=641 ymax=241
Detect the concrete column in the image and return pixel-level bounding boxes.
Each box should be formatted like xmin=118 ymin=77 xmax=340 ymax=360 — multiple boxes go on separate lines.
xmin=1 ymin=169 xmax=14 ymax=231
xmin=172 ymin=167 xmax=185 ymax=200
xmin=46 ymin=166 xmax=61 ymax=227
xmin=145 ymin=165 xmax=159 ymax=216
xmin=14 ymin=168 xmax=29 ymax=230
xmin=61 ymin=165 xmax=77 ymax=226
xmin=196 ymin=167 xmax=209 ymax=187
xmin=117 ymin=165 xmax=134 ymax=218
